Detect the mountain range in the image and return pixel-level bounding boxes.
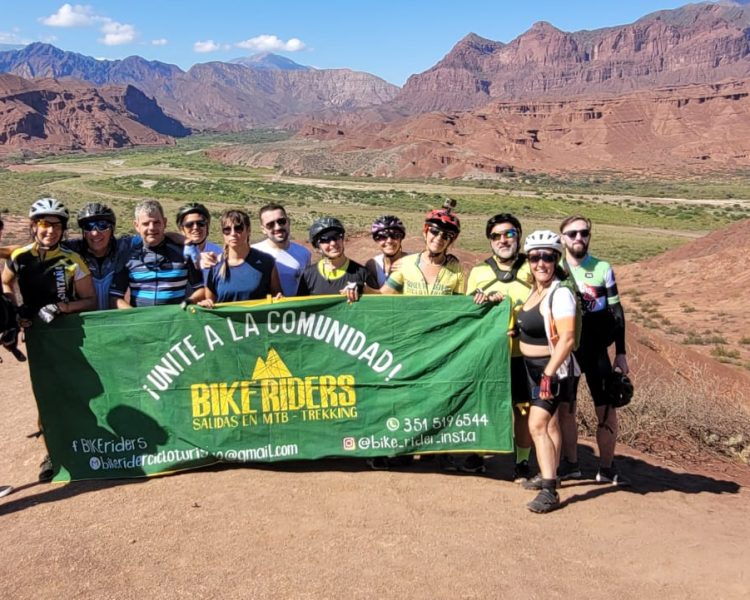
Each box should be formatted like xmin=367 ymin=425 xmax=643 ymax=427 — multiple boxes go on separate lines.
xmin=0 ymin=43 xmax=398 ymax=130
xmin=2 ymin=1 xmax=750 ymax=170
xmin=0 ymin=73 xmax=186 ymax=152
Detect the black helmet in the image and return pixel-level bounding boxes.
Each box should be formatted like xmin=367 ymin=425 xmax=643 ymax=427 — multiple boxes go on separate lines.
xmin=309 ymin=217 xmax=345 ymax=247
xmin=604 ymin=372 xmax=634 ymax=408
xmin=485 ymin=213 xmax=522 ymax=239
xmin=77 ymin=202 xmax=116 ymax=228
xmin=176 ymin=202 xmax=210 ymax=226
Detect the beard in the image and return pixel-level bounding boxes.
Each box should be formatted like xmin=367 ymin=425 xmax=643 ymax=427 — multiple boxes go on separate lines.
xmin=493 ymin=245 xmax=518 ymax=264
xmin=568 ymin=241 xmax=588 ymax=259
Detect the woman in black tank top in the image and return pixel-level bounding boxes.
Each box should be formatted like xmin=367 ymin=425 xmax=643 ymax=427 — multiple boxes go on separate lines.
xmin=519 ymin=231 xmax=578 ymax=514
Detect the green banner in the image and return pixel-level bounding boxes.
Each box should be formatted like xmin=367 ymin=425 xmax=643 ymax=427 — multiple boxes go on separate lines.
xmin=25 ymin=296 xmax=512 ymax=482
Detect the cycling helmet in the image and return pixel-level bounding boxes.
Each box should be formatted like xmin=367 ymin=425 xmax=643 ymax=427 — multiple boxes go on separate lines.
xmin=29 ymin=198 xmax=69 ymax=225
xmin=77 ymin=202 xmax=116 ymax=227
xmin=524 ymin=230 xmax=563 ymax=254
xmin=371 ymin=215 xmax=406 ymax=238
xmin=604 ymin=372 xmax=634 ymax=408
xmin=176 ymin=202 xmax=210 ymax=226
xmin=486 ymin=213 xmax=522 ymax=239
xmin=424 ymin=208 xmax=461 ymax=236
xmin=309 ymin=217 xmax=345 ymax=247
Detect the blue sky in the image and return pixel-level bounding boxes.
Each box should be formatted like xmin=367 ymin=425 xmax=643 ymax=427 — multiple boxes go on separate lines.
xmin=2 ymin=1 xmax=704 ymax=85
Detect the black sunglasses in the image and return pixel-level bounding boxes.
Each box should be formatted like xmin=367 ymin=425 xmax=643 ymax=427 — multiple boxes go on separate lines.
xmin=183 ymin=219 xmax=207 ymax=230
xmin=82 ymin=220 xmax=113 ymax=232
xmin=563 ymin=228 xmax=590 ymax=240
xmin=489 ymin=229 xmax=518 ymax=241
xmin=428 ymin=226 xmax=455 ymax=241
xmin=222 ymin=224 xmax=246 ymax=235
xmin=528 ymin=252 xmax=558 ymax=264
xmin=318 ymin=233 xmax=344 ymax=244
xmin=263 ymin=217 xmax=288 ymax=229
xmin=373 ymin=230 xmax=404 ymax=242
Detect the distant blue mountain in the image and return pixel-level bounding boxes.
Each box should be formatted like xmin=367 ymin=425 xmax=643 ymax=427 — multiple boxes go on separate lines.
xmin=229 ymin=52 xmax=312 ymax=71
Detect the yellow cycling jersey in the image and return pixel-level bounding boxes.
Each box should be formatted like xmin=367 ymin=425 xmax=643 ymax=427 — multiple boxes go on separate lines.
xmin=385 ymin=253 xmax=465 ymax=296
xmin=7 ymin=243 xmax=90 ymax=312
xmin=466 ymin=257 xmax=533 ymax=356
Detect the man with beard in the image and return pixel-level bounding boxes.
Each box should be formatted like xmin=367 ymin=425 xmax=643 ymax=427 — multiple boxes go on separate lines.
xmin=253 ymin=204 xmax=311 ymax=297
xmin=559 ymin=215 xmax=629 ymax=485
xmin=467 ymin=214 xmax=535 ymax=480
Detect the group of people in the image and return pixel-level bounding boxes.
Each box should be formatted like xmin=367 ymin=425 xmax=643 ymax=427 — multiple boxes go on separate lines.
xmin=0 ymin=196 xmax=631 ymax=514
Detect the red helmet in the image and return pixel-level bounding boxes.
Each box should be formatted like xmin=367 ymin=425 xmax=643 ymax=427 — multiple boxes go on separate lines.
xmin=424 ymin=208 xmax=460 ymax=236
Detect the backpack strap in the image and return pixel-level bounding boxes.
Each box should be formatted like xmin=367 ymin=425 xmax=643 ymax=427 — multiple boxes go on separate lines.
xmin=479 ymin=254 xmax=529 ymax=292
xmin=546 ymin=283 xmax=574 ymax=376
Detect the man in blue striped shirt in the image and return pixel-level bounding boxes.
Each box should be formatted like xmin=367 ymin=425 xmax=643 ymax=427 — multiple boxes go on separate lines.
xmin=111 ymin=200 xmax=203 ymax=308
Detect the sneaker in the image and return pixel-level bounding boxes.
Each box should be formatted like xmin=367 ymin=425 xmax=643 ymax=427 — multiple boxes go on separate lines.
xmin=366 ymin=457 xmax=391 ymax=470
xmin=38 ymin=455 xmax=54 ymax=482
xmin=389 ymin=455 xmax=414 ymax=468
xmin=595 ymin=466 xmax=630 ymax=486
xmin=438 ymin=454 xmax=458 ymax=471
xmin=458 ymin=454 xmax=486 ymax=474
xmin=522 ymin=474 xmax=560 ymax=490
xmin=526 ymin=488 xmax=561 ymax=513
xmin=366 ymin=456 xmax=414 ymax=470
xmin=513 ymin=460 xmax=531 ymax=482
xmin=0 ymin=485 xmax=13 ymax=498
xmin=558 ymin=458 xmax=583 ymax=481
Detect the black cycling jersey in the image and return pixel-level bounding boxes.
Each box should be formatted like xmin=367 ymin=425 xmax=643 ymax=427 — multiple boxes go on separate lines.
xmin=297 ymin=259 xmax=375 ymax=296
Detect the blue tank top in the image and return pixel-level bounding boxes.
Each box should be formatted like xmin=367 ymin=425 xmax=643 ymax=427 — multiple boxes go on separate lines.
xmin=206 ymin=249 xmax=275 ymax=302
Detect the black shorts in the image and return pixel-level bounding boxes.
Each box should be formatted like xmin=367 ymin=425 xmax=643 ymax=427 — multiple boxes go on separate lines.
xmin=510 ymin=356 xmax=530 ymax=405
xmin=523 ymin=356 xmax=579 ymax=415
xmin=574 ymin=344 xmax=613 ymax=407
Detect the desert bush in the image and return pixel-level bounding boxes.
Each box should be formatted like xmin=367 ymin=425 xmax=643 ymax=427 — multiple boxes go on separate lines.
xmin=711 ymin=345 xmax=740 ymax=360
xmin=576 ymin=364 xmax=750 ymax=464
xmin=683 ymin=333 xmax=727 ymax=345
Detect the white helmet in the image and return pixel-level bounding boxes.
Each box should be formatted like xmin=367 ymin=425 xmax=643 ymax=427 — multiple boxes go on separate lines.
xmin=29 ymin=198 xmax=70 ymax=223
xmin=524 ymin=230 xmax=563 ymax=254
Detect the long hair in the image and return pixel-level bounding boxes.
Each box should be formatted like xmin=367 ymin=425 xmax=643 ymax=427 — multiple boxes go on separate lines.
xmin=219 ymin=209 xmax=251 ymax=281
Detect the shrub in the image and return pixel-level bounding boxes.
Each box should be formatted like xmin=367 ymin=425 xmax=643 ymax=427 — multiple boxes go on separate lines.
xmin=576 ymin=364 xmax=750 ymax=464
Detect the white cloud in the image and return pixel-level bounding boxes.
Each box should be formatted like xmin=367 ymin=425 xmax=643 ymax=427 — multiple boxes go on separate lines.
xmin=194 ymin=40 xmax=229 ymax=53
xmin=151 ymin=38 xmax=168 ymax=46
xmin=41 ymin=3 xmax=96 ymax=27
xmin=235 ymin=34 xmax=306 ymax=52
xmin=98 ymin=21 xmax=136 ymax=45
xmin=41 ymin=4 xmax=137 ymax=46
xmin=0 ymin=31 xmax=22 ymax=44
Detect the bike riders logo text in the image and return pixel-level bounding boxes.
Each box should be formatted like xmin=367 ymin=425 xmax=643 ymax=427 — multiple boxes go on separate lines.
xmin=191 ymin=349 xmax=358 ymax=431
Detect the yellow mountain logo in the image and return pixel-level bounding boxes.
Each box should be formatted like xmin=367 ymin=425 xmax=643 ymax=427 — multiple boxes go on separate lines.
xmin=252 ymin=348 xmax=292 ymax=379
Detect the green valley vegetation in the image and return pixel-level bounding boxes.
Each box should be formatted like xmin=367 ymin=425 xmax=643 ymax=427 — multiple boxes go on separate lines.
xmin=1 ymin=130 xmax=748 ymax=263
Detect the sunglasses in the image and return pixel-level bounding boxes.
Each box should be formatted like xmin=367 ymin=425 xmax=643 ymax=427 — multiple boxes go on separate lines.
xmin=563 ymin=228 xmax=590 ymax=240
xmin=528 ymin=252 xmax=558 ymax=264
xmin=318 ymin=233 xmax=344 ymax=244
xmin=428 ymin=226 xmax=455 ymax=242
xmin=222 ymin=224 xmax=246 ymax=235
xmin=36 ymin=219 xmax=63 ymax=230
xmin=373 ymin=230 xmax=404 ymax=242
xmin=82 ymin=220 xmax=113 ymax=232
xmin=183 ymin=219 xmax=207 ymax=230
xmin=263 ymin=217 xmax=288 ymax=229
xmin=489 ymin=229 xmax=518 ymax=241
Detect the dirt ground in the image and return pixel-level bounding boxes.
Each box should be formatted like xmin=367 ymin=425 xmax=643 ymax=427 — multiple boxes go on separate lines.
xmin=1 ymin=346 xmax=748 ymax=600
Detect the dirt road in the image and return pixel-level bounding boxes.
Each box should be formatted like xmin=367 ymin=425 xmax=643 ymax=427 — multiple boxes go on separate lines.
xmin=1 ymin=347 xmax=748 ymax=599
